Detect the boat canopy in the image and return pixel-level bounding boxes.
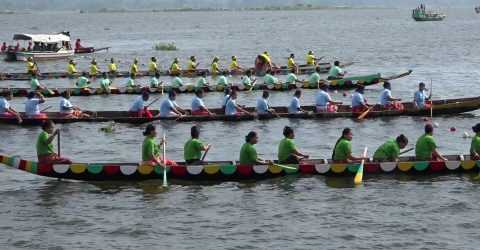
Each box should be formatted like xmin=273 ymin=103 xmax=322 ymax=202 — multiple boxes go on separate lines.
xmin=12 ymin=33 xmax=71 ymax=43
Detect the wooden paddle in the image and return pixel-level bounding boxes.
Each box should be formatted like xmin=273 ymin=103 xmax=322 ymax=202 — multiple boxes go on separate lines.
xmin=201 ymin=145 xmax=211 ymax=161
xmin=271 ymin=163 xmax=297 ymax=170
xmin=430 ymin=78 xmax=433 ymax=120
xmin=146 ymin=96 xmax=162 ymax=108
xmin=162 ymin=132 xmax=168 ymax=187
xmin=57 ymin=129 xmax=61 ymax=157
xmin=41 ymin=106 xmax=52 ymax=112
xmin=354 ymin=147 xmax=368 ymax=185
xmin=399 ymin=148 xmax=414 ymax=156
xmin=357 ymin=106 xmax=373 ymax=120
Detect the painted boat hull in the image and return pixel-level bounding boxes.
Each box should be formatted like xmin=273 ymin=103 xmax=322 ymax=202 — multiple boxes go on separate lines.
xmin=5 ymin=50 xmax=74 ymax=61
xmin=0 ymin=154 xmax=477 ymax=182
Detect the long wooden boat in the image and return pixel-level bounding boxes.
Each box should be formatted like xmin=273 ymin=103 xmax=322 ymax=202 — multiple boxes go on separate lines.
xmin=1 ymin=96 xmax=478 ymax=125
xmin=0 ymin=62 xmax=354 ymax=81
xmin=2 ymin=71 xmax=412 ymax=98
xmin=0 ymin=154 xmax=477 ymax=182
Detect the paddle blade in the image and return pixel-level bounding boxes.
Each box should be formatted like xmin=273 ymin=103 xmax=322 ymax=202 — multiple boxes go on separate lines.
xmin=354 ymin=165 xmax=363 ymax=185
xmin=357 ymin=107 xmax=372 ymax=120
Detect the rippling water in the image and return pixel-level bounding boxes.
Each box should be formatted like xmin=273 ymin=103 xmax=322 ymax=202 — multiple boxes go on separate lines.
xmin=1 ymin=8 xmax=480 ymax=249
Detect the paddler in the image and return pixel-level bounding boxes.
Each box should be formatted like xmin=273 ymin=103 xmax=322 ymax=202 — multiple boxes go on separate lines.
xmin=126 ymin=73 xmax=140 ymax=88
xmin=0 ymin=91 xmax=22 ymax=123
xmin=263 ymin=69 xmax=279 ymax=85
xmin=25 ymin=91 xmax=47 ymax=119
xmin=229 ymin=56 xmax=243 ymax=73
xmin=240 ymin=131 xmax=272 ymax=165
xmin=196 ymin=71 xmax=210 ymax=88
xmin=211 ymin=57 xmax=221 ymax=75
xmin=170 ymin=58 xmax=181 ymax=75
xmin=30 ymin=74 xmax=49 ymax=92
xmin=221 ymin=87 xmax=232 ymax=111
xmin=76 ymin=72 xmax=91 ymax=93
xmin=216 ymin=70 xmax=229 ymax=87
xmin=59 ymin=91 xmax=90 ymax=118
xmin=1 ymin=42 xmax=6 ymax=52
xmin=256 ymin=91 xmax=275 ymax=115
xmin=108 ymin=58 xmax=118 ymax=74
xmin=187 ymin=56 xmax=198 ymax=71
xmin=306 ymin=50 xmax=317 ymax=66
xmin=130 ymin=58 xmax=139 ymax=77
xmin=26 ymin=57 xmax=38 ymax=75
xmin=37 ymin=120 xmax=72 ymax=164
xmin=415 ymin=124 xmax=447 ymax=161
xmin=158 ymin=91 xmax=185 ymax=118
xmin=351 ymin=85 xmax=370 ymax=113
xmin=278 ymin=126 xmax=309 ymax=164
xmin=100 ymin=72 xmax=113 ymax=93
xmin=67 ymin=59 xmax=77 ymax=76
xmin=379 ymin=81 xmax=403 ymax=110
xmin=308 ymin=66 xmax=322 ymax=87
xmin=142 ymin=124 xmax=175 ymax=166
xmin=285 ymin=68 xmax=303 ymax=87
xmin=171 ymin=73 xmax=184 ymax=88
xmin=184 ymin=126 xmax=212 ymax=164
xmin=129 ymin=91 xmax=153 ymax=118
xmin=191 ymin=89 xmax=214 ymax=116
xmin=413 ymin=82 xmax=431 ymax=109
xmin=225 ymin=90 xmax=251 ymax=116
xmin=316 ymin=83 xmax=342 ymax=112
xmin=470 ymin=123 xmax=480 ymax=160
xmin=75 ymin=38 xmax=83 ymax=50
xmin=287 ymin=53 xmax=297 ymax=72
xmin=148 ymin=57 xmax=158 ymax=75
xmin=373 ymin=134 xmax=409 ymax=162
xmin=327 ymin=61 xmax=346 ymax=80
xmin=332 ymin=128 xmax=368 ymax=163
xmin=242 ymin=69 xmax=256 ymax=89
xmin=89 ymin=59 xmax=99 ymax=78
xmin=288 ymin=89 xmax=306 ymax=114
xmin=150 ymin=72 xmax=162 ymax=88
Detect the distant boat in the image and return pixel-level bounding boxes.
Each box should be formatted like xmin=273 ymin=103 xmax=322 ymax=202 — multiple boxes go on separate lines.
xmin=412 ymin=4 xmax=446 ymax=21
xmin=4 ymin=32 xmax=74 ymax=62
xmin=475 ymin=6 xmax=480 ymax=14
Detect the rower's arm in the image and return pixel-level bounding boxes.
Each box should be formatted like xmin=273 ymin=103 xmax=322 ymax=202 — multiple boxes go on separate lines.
xmin=46 ymin=130 xmax=59 ymax=144
xmin=432 ymin=149 xmax=447 ymax=161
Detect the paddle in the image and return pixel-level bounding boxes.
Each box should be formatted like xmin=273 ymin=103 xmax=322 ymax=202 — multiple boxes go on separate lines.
xmin=430 ymin=78 xmax=433 ymax=120
xmin=399 ymin=148 xmax=414 ymax=156
xmin=354 ymin=147 xmax=368 ymax=185
xmin=162 ymin=132 xmax=167 ymax=187
xmin=357 ymin=106 xmax=373 ymax=120
xmin=57 ymin=129 xmax=61 ymax=157
xmin=41 ymin=106 xmax=52 ymax=112
xmin=271 ymin=163 xmax=297 ymax=170
xmin=146 ymin=96 xmax=162 ymax=108
xmin=201 ymin=145 xmax=211 ymax=161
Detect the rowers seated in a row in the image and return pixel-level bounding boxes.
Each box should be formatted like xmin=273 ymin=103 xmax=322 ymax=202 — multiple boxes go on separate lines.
xmin=0 ymin=91 xmax=22 ymax=123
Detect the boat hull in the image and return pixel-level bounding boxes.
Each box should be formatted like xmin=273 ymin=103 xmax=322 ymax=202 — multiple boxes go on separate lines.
xmin=5 ymin=50 xmax=74 ymax=62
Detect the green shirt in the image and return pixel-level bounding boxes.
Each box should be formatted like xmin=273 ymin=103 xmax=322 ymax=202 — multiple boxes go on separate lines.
xmin=184 ymin=138 xmax=204 ymax=161
xmin=264 ymin=74 xmax=278 ymax=85
xmin=216 ymin=76 xmax=228 ymax=86
xmin=126 ymin=78 xmax=135 ymax=88
xmin=196 ymin=77 xmax=207 ymax=88
xmin=150 ymin=77 xmax=160 ymax=88
xmin=31 ymin=78 xmax=40 ymax=90
xmin=242 ymin=76 xmax=252 ymax=87
xmin=415 ymin=134 xmax=436 ymax=161
xmin=328 ymin=66 xmax=343 ymax=78
xmin=278 ymin=138 xmax=296 ymax=163
xmin=76 ymin=76 xmax=89 ymax=88
xmin=373 ymin=139 xmax=400 ymax=161
xmin=239 ymin=142 xmax=257 ymax=165
xmin=142 ymin=136 xmax=160 ymax=161
xmin=100 ymin=78 xmax=111 ymax=89
xmin=286 ymin=73 xmax=297 ymax=84
xmin=172 ymin=77 xmax=183 ymax=87
xmin=308 ymin=72 xmax=321 ymax=85
xmin=36 ymin=131 xmax=54 ymax=156
xmin=470 ymin=133 xmax=480 ymax=155
xmin=333 ymin=138 xmax=352 ymax=161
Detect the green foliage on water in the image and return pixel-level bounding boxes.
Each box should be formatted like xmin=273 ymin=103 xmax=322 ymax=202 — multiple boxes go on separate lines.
xmin=154 ymin=42 xmax=178 ymax=51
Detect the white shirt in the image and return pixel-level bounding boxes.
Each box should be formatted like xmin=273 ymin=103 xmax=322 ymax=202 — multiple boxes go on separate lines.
xmin=256 ymin=97 xmax=269 ymax=114
xmin=288 ymin=97 xmax=301 ymax=114
xmin=315 ymin=90 xmax=332 ymax=107
xmin=191 ymin=96 xmax=205 ymax=112
xmin=379 ymin=89 xmax=392 ymax=106
xmin=222 ymin=95 xmax=230 ymax=107
xmin=225 ymin=99 xmax=237 ymax=115
xmin=25 ymin=98 xmax=41 ymax=116
xmin=129 ymin=96 xmax=145 ymax=112
xmin=59 ymin=97 xmax=73 ymax=113
xmin=0 ymin=97 xmax=10 ymax=113
xmin=159 ymin=98 xmax=178 ymax=117
xmin=352 ymin=92 xmax=365 ymax=107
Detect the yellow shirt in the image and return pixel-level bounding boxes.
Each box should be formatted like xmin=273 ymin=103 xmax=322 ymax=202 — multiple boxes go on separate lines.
xmin=26 ymin=61 xmax=36 ymax=72
xmin=108 ymin=63 xmax=117 ymax=72
xmin=229 ymin=60 xmax=239 ymax=70
xmin=211 ymin=62 xmax=220 ymax=74
xmin=90 ymin=64 xmax=99 ymax=76
xmin=67 ymin=63 xmax=77 ymax=75
xmin=187 ymin=60 xmax=197 ymax=71
xmin=131 ymin=63 xmax=138 ymax=75
xmin=306 ymin=54 xmax=316 ymax=65
xmin=288 ymin=58 xmax=296 ymax=69
xmin=262 ymin=53 xmax=271 ymax=64
xmin=170 ymin=63 xmax=181 ymax=73
xmin=148 ymin=61 xmax=157 ymax=73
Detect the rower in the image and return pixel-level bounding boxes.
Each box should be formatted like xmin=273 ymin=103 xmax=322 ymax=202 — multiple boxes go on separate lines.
xmin=216 ymin=70 xmax=229 ymax=87
xmin=76 ymin=72 xmax=91 ymax=92
xmin=37 ymin=120 xmax=71 ymax=164
xmin=316 ymin=83 xmax=341 ymax=112
xmin=415 ymin=124 xmax=447 ymax=161
xmin=242 ymin=69 xmax=256 ymax=89
xmin=26 ymin=57 xmax=38 ymax=75
xmin=59 ymin=91 xmax=90 ymax=118
xmin=221 ymin=87 xmax=232 ymax=111
xmin=149 ymin=57 xmax=158 ymax=75
xmin=30 ymin=74 xmax=48 ymax=92
xmin=262 ymin=51 xmax=273 ymax=67
xmin=239 ymin=131 xmax=271 ymax=165
xmin=159 ymin=91 xmax=185 ymax=118
xmin=263 ymin=69 xmax=279 ymax=85
xmin=229 ymin=56 xmax=242 ymax=72
xmin=75 ymin=38 xmax=83 ymax=50
xmin=0 ymin=91 xmax=22 ymax=123
xmin=25 ymin=91 xmax=47 ymax=119
xmin=470 ymin=123 xmax=480 ymax=160
xmin=184 ymin=126 xmax=211 ymax=164
xmin=373 ymin=134 xmax=408 ymax=162
xmin=170 ymin=58 xmax=181 ymax=75
xmin=288 ymin=89 xmax=306 ymax=114
xmin=306 ymin=50 xmax=316 ymax=66
xmin=287 ymin=53 xmax=297 ymax=72
xmin=0 ymin=42 xmax=6 ymax=52
xmin=130 ymin=58 xmax=139 ymax=77
xmin=187 ymin=56 xmax=198 ymax=71
xmin=211 ymin=57 xmax=220 ymax=75
xmin=89 ymin=59 xmax=99 ymax=78
xmin=278 ymin=126 xmax=309 ymax=164
xmin=171 ymin=73 xmax=184 ymax=88
xmin=126 ymin=73 xmax=140 ymax=88
xmin=332 ymin=128 xmax=368 ymax=163
xmin=67 ymin=59 xmax=77 ymax=76
xmin=191 ymin=89 xmax=214 ymax=116
xmin=129 ymin=91 xmax=153 ymax=118
xmin=256 ymin=91 xmax=275 ymax=115
xmin=196 ymin=71 xmax=210 ymax=88
xmin=308 ymin=66 xmax=322 ymax=87
xmin=379 ymin=81 xmax=403 ymax=110
xmin=142 ymin=124 xmax=175 ymax=166
xmin=225 ymin=90 xmax=251 ymax=116
xmin=285 ymin=68 xmax=303 ymax=86
xmin=100 ymin=72 xmax=113 ymax=93
xmin=108 ymin=58 xmax=118 ymax=74
xmin=413 ymin=82 xmax=431 ymax=109
xmin=150 ymin=72 xmax=162 ymax=88
xmin=255 ymin=53 xmax=272 ymax=75
xmin=327 ymin=61 xmax=345 ymax=80
xmin=351 ymin=85 xmax=369 ymax=113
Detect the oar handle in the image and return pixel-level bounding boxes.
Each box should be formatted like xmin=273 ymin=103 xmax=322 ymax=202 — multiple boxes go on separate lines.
xmin=399 ymin=148 xmax=414 ymax=156
xmin=201 ymin=146 xmax=211 ymax=161
xmin=57 ymin=129 xmax=61 ymax=157
xmin=146 ymin=96 xmax=162 ymax=108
